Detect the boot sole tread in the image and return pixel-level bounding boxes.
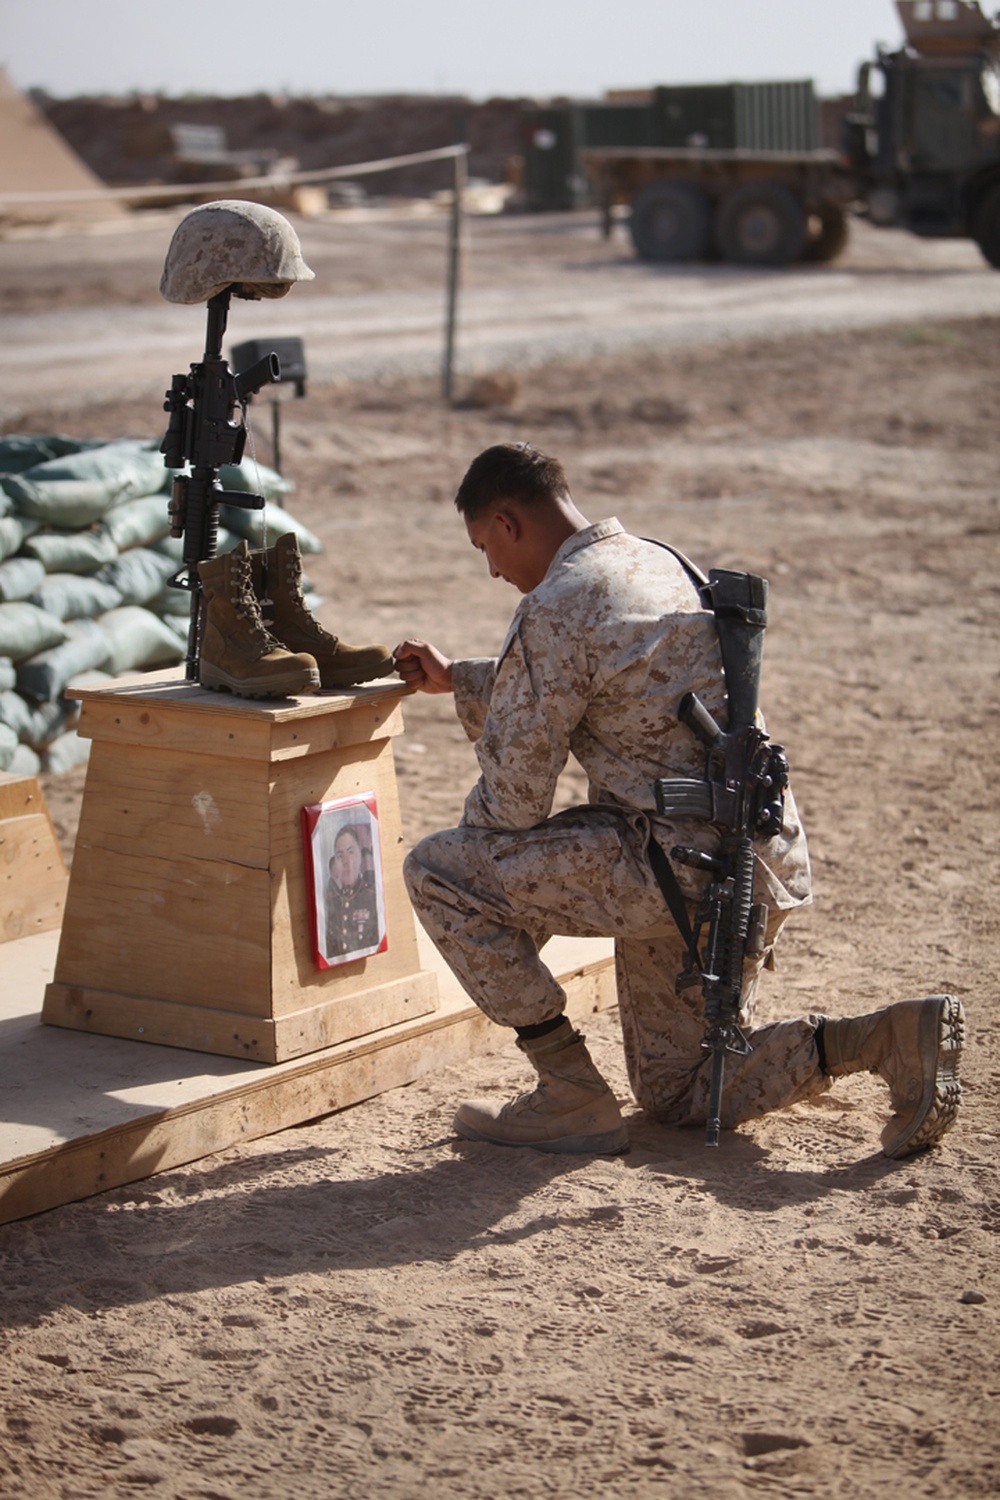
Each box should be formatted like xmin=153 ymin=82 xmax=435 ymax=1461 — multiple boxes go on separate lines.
xmin=885 ymin=994 xmax=965 ymax=1158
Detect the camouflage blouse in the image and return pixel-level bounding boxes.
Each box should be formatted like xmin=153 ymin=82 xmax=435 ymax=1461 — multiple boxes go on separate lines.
xmin=451 ymin=518 xmax=811 ymax=910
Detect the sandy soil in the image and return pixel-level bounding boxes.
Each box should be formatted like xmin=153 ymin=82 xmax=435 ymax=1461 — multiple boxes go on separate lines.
xmin=1 ymin=219 xmax=998 ymax=1498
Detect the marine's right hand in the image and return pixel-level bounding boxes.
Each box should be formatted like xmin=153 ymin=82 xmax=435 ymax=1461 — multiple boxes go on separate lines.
xmin=392 ymin=639 xmax=455 ymax=694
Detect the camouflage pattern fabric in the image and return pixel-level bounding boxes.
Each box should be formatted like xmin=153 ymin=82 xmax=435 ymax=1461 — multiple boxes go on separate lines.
xmin=405 ymin=519 xmax=825 ymax=1122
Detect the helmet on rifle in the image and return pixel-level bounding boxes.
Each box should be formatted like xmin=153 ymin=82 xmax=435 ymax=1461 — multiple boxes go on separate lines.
xmin=159 ymin=200 xmax=315 ymax=305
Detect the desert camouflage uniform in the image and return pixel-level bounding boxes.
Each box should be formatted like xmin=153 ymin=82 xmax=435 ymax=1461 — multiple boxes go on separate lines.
xmin=405 ymin=519 xmax=831 ymax=1126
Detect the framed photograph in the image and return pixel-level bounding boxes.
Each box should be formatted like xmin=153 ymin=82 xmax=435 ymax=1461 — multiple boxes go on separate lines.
xmin=302 ymin=792 xmax=388 ymax=970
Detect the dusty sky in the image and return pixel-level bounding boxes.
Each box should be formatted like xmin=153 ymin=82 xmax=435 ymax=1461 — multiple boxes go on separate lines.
xmin=0 ymin=0 xmax=905 ymax=100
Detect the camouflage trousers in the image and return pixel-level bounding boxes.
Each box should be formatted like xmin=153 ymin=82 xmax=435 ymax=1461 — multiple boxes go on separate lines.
xmin=404 ymin=805 xmax=831 ymax=1127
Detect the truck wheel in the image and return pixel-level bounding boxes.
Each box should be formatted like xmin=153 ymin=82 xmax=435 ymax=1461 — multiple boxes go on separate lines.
xmin=714 ymin=183 xmax=807 ymax=267
xmin=973 ymin=184 xmax=1000 ymax=269
xmin=629 ymin=181 xmax=711 ymax=262
xmin=801 ymin=203 xmax=850 ymax=263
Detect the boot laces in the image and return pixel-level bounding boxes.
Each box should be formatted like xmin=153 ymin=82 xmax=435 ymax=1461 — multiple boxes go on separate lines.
xmin=231 ymin=554 xmax=281 ymax=649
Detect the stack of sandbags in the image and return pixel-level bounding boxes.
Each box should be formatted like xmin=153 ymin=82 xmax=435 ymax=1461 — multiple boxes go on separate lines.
xmin=0 ymin=435 xmax=322 ymax=776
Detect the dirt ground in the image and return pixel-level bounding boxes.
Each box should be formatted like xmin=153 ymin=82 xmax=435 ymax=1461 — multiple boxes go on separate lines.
xmin=1 ymin=220 xmax=998 ymax=1498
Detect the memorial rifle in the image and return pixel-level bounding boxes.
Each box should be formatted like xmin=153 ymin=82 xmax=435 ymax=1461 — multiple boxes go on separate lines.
xmin=160 ymin=288 xmax=280 ymax=680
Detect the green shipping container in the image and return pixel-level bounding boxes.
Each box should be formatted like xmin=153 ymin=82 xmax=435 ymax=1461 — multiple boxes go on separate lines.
xmin=651 ymin=80 xmax=819 ymax=151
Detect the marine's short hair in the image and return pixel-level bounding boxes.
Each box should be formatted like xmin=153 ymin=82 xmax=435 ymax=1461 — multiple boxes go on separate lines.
xmin=454 ymin=443 xmax=570 ymax=519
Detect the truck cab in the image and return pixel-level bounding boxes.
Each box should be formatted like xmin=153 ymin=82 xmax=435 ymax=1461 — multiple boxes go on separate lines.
xmin=847 ymin=0 xmax=1000 ymax=260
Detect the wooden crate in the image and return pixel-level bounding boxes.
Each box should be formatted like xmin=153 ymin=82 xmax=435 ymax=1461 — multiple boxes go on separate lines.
xmin=42 ymin=672 xmax=438 ymax=1062
xmin=0 ymin=772 xmax=69 ymax=943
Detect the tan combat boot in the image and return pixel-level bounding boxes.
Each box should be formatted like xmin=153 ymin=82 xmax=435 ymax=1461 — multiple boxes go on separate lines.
xmin=197 ymin=541 xmax=320 ymax=699
xmin=454 ymin=1019 xmax=630 ymax=1155
xmin=250 ymin=532 xmax=393 ymax=689
xmin=821 ymin=995 xmax=964 ymax=1159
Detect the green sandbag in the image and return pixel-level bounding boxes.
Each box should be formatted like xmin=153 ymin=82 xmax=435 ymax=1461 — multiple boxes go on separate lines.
xmin=8 ymin=742 xmax=41 ymax=776
xmin=98 ymin=606 xmax=185 ymax=675
xmin=0 ymin=689 xmax=32 ymax=737
xmin=0 ymin=516 xmax=41 ymax=565
xmin=153 ymin=527 xmax=240 ymax=564
xmin=97 ymin=547 xmax=176 ymax=606
xmin=0 ymin=690 xmax=75 ymax=748
xmin=22 ymin=528 xmax=119 ymax=574
xmin=31 ymin=572 xmax=123 ymax=621
xmin=213 ymin=456 xmax=293 ymax=499
xmin=16 ymin=618 xmax=111 ymax=703
xmin=0 ymin=721 xmax=17 ymax=771
xmin=102 ymin=495 xmax=171 ymax=551
xmin=42 ymin=729 xmax=91 ymax=775
xmin=219 ymin=504 xmax=321 ymax=554
xmin=0 ymin=556 xmax=46 ymax=602
xmin=0 ymin=435 xmax=100 ymax=475
xmin=0 ymin=602 xmax=67 ymax=663
xmin=1 ymin=440 xmax=167 ymax=526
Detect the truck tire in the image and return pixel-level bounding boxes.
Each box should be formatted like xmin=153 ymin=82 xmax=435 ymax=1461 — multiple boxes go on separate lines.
xmin=629 ymin=181 xmax=711 ymax=262
xmin=714 ymin=183 xmax=807 ymax=267
xmin=973 ymin=183 xmax=1000 ymax=269
xmin=801 ymin=203 xmax=850 ymax=263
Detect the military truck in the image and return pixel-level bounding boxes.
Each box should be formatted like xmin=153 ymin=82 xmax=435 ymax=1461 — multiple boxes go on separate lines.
xmin=564 ymin=1 xmax=1000 ymax=268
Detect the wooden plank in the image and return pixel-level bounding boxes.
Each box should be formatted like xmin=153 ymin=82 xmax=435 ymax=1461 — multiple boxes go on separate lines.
xmin=269 ymin=699 xmax=405 ymax=761
xmin=48 ymin=844 xmax=274 ymax=1013
xmin=0 ymin=1001 xmax=498 ymax=1223
xmin=78 ymin=696 xmax=274 ymax=762
xmin=76 ymin=741 xmax=272 ymax=868
xmin=41 ymin=980 xmax=280 ymax=1061
xmin=272 ymin=969 xmax=439 ymax=1060
xmin=1 ymin=952 xmax=616 ymax=1226
xmin=0 ymin=813 xmax=69 ymax=942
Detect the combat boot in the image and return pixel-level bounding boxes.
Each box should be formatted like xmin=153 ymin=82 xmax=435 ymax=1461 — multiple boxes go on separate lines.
xmin=197 ymin=541 xmax=320 ymax=699
xmin=820 ymin=995 xmax=964 ymax=1159
xmin=250 ymin=532 xmax=393 ymax=689
xmin=454 ymin=1018 xmax=630 ymax=1155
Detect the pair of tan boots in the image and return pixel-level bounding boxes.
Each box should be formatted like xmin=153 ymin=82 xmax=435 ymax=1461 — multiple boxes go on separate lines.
xmin=196 ymin=533 xmax=393 ymax=699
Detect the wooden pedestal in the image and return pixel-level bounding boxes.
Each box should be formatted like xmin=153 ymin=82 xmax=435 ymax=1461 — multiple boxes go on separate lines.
xmin=42 ymin=671 xmax=438 ymax=1063
xmin=0 ymin=773 xmax=69 ymax=943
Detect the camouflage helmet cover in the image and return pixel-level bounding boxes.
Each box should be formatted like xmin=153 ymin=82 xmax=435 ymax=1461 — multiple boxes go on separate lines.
xmin=160 ymin=199 xmax=316 ymax=304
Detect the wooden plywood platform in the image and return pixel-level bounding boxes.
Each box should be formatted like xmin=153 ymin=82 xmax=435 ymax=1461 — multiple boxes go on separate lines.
xmin=1 ymin=925 xmax=616 ymax=1226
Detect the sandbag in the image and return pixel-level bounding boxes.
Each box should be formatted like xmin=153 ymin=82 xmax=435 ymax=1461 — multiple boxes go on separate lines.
xmin=97 ymin=547 xmax=176 ymax=606
xmin=0 ymin=721 xmax=17 ymax=771
xmin=0 ymin=602 xmax=67 ymax=663
xmin=0 ymin=656 xmax=14 ymax=691
xmin=0 ymin=516 xmax=41 ymax=564
xmin=9 ymin=742 xmax=41 ymax=776
xmin=42 ymin=730 xmax=90 ymax=775
xmin=0 ymin=689 xmax=33 ymax=737
xmin=102 ymin=495 xmax=171 ymax=551
xmin=98 ymin=606 xmax=185 ymax=675
xmin=0 ymin=435 xmax=100 ymax=474
xmin=154 ymin=527 xmax=240 ymax=564
xmin=0 ymin=690 xmax=76 ymax=748
xmin=1 ymin=440 xmax=167 ymax=526
xmin=16 ymin=618 xmax=111 ymax=703
xmin=0 ymin=556 xmax=46 ymax=602
xmin=22 ymin=527 xmax=119 ymax=574
xmin=220 ymin=504 xmax=321 ymax=554
xmin=215 ymin=456 xmax=293 ymax=500
xmin=30 ymin=572 xmax=122 ymax=621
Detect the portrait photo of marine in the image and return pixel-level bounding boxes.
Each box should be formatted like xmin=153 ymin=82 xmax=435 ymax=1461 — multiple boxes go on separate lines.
xmin=302 ymin=792 xmax=388 ymax=968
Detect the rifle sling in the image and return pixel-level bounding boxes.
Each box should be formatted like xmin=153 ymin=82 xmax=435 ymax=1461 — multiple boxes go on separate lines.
xmin=647 ymin=834 xmax=696 ymax=955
